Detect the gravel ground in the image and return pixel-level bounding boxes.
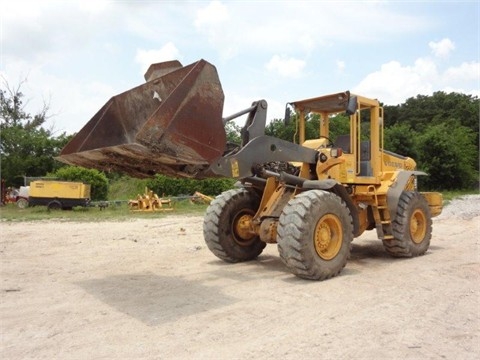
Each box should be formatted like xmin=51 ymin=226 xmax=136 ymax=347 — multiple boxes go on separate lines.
xmin=437 ymin=194 xmax=480 ymax=220
xmin=1 ymin=194 xmax=479 ymax=359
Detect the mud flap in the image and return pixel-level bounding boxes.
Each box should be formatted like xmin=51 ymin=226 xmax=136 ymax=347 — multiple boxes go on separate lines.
xmin=387 ymin=170 xmax=427 ymax=220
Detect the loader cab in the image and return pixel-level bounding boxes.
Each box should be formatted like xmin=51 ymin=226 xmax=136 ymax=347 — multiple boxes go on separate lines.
xmin=290 ymin=91 xmax=384 ymax=185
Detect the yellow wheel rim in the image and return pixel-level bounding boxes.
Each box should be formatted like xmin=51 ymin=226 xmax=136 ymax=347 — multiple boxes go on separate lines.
xmin=410 ymin=209 xmax=427 ymax=244
xmin=314 ymin=214 xmax=343 ymax=260
xmin=232 ymin=211 xmax=256 ymax=246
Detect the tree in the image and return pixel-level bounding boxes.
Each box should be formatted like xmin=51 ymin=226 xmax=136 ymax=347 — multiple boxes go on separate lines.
xmin=383 ymin=91 xmax=479 ymax=189
xmin=415 ymin=121 xmax=477 ymax=190
xmin=225 ymin=122 xmax=242 ymax=144
xmin=384 ymin=123 xmax=417 ymax=158
xmin=265 ymin=117 xmax=297 ymax=142
xmin=328 ymin=114 xmax=350 ymax=141
xmin=266 ymin=113 xmax=350 ymax=144
xmin=384 ymin=91 xmax=479 ymax=135
xmin=0 ymin=82 xmax=71 ymax=187
xmin=265 ymin=114 xmax=320 ymax=143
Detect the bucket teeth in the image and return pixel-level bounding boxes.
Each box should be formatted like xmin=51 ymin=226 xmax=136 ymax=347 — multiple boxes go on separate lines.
xmin=58 ymin=59 xmax=226 ymax=178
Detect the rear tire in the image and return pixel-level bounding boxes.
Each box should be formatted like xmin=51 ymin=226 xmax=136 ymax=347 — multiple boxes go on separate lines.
xmin=203 ymin=188 xmax=266 ymax=262
xmin=383 ymin=191 xmax=432 ymax=257
xmin=47 ymin=200 xmax=62 ymax=211
xmin=277 ymin=190 xmax=353 ymax=280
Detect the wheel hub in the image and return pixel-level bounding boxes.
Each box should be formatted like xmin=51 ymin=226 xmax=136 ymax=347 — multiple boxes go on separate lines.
xmin=232 ymin=211 xmax=256 ymax=246
xmin=314 ymin=214 xmax=343 ymax=260
xmin=317 ymin=226 xmax=331 ymax=250
xmin=410 ymin=209 xmax=427 ymax=244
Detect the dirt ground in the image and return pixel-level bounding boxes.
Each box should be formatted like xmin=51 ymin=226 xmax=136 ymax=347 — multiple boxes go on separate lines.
xmin=1 ymin=196 xmax=479 ymax=359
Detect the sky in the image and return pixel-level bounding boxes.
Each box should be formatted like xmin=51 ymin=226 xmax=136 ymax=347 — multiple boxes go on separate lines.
xmin=1 ymin=0 xmax=479 ymax=135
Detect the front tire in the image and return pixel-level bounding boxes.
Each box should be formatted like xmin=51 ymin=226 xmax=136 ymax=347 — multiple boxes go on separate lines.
xmin=277 ymin=190 xmax=353 ymax=280
xmin=203 ymin=188 xmax=266 ymax=263
xmin=383 ymin=191 xmax=432 ymax=257
xmin=16 ymin=198 xmax=28 ymax=209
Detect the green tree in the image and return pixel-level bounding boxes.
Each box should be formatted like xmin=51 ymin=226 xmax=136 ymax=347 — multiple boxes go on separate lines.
xmin=383 ymin=92 xmax=479 ymax=189
xmin=0 ymin=82 xmax=71 ymax=187
xmin=415 ymin=121 xmax=477 ymax=190
xmin=328 ymin=114 xmax=350 ymax=141
xmin=384 ymin=123 xmax=417 ymax=158
xmin=225 ymin=122 xmax=242 ymax=144
xmin=265 ymin=117 xmax=297 ymax=142
xmin=266 ymin=113 xmax=350 ymax=144
xmin=384 ymin=91 xmax=479 ymax=135
xmin=265 ymin=113 xmax=321 ymax=143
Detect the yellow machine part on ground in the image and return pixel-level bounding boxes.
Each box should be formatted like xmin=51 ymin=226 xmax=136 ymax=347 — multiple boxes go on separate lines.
xmin=129 ymin=187 xmax=173 ymax=212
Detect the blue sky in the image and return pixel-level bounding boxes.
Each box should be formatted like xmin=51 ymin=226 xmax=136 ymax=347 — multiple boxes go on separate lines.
xmin=1 ymin=0 xmax=479 ymax=134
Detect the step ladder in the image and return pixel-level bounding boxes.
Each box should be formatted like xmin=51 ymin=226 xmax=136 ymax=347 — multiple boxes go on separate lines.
xmin=367 ymin=185 xmax=394 ymax=240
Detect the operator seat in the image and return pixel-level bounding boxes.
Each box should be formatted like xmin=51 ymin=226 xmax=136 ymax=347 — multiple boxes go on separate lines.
xmin=335 ymin=135 xmax=351 ymax=153
xmin=335 ymin=134 xmax=372 ymax=176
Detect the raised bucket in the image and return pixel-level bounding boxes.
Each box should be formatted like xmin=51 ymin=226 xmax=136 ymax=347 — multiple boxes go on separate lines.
xmin=58 ymin=59 xmax=226 ymax=178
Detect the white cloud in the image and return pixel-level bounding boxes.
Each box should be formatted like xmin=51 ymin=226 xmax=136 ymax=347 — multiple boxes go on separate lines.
xmin=354 ymin=56 xmax=479 ymax=105
xmin=135 ymin=43 xmax=182 ymax=74
xmin=1 ymin=1 xmax=476 ymax=136
xmin=192 ymin=1 xmax=431 ymax=60
xmin=265 ymin=55 xmax=306 ymax=78
xmin=429 ymin=38 xmax=455 ymax=58
xmin=77 ymin=0 xmax=109 ymax=14
xmin=1 ymin=59 xmax=117 ymax=134
xmin=194 ymin=0 xmax=229 ymax=27
xmin=1 ymin=0 xmax=43 ymax=19
xmin=443 ymin=61 xmax=480 ymax=82
xmin=353 ymin=59 xmax=436 ymax=104
xmin=221 ymin=90 xmax=286 ymax=126
xmin=193 ymin=1 xmax=234 ymax=59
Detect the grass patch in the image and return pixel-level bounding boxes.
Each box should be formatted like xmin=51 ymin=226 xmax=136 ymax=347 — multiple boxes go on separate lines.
xmin=0 ymin=200 xmax=208 ymax=222
xmin=440 ymin=189 xmax=479 ymax=205
xmin=108 ymin=177 xmax=150 ymax=200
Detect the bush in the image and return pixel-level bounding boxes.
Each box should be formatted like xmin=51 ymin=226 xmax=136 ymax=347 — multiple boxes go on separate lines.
xmin=146 ymin=175 xmax=235 ymax=197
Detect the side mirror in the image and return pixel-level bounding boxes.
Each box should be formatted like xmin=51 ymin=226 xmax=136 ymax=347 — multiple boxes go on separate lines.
xmin=346 ymin=96 xmax=357 ymax=115
xmin=284 ymin=104 xmax=292 ymax=125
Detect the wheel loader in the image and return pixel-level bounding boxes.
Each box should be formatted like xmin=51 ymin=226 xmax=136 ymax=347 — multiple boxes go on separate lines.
xmin=58 ymin=59 xmax=443 ymax=280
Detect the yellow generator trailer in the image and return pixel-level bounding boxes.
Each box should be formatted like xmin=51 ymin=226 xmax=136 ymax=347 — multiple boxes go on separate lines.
xmin=58 ymin=59 xmax=443 ymax=280
xmin=28 ymin=180 xmax=91 ymax=210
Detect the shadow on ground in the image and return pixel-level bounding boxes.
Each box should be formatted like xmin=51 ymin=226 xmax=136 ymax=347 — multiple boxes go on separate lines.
xmin=77 ymin=272 xmax=236 ymax=326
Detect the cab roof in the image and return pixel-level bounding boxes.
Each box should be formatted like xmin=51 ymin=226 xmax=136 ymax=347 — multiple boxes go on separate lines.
xmin=290 ymin=91 xmax=352 ymax=114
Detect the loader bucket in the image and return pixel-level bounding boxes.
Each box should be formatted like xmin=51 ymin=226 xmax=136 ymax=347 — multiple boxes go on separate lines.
xmin=58 ymin=59 xmax=226 ymax=178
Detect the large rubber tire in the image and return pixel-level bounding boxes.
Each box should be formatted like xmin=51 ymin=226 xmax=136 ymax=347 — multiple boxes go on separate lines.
xmin=277 ymin=190 xmax=353 ymax=280
xmin=203 ymin=188 xmax=266 ymax=263
xmin=383 ymin=191 xmax=432 ymax=257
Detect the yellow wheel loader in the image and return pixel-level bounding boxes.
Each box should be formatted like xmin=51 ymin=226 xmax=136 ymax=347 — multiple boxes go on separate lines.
xmin=59 ymin=59 xmax=442 ymax=280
